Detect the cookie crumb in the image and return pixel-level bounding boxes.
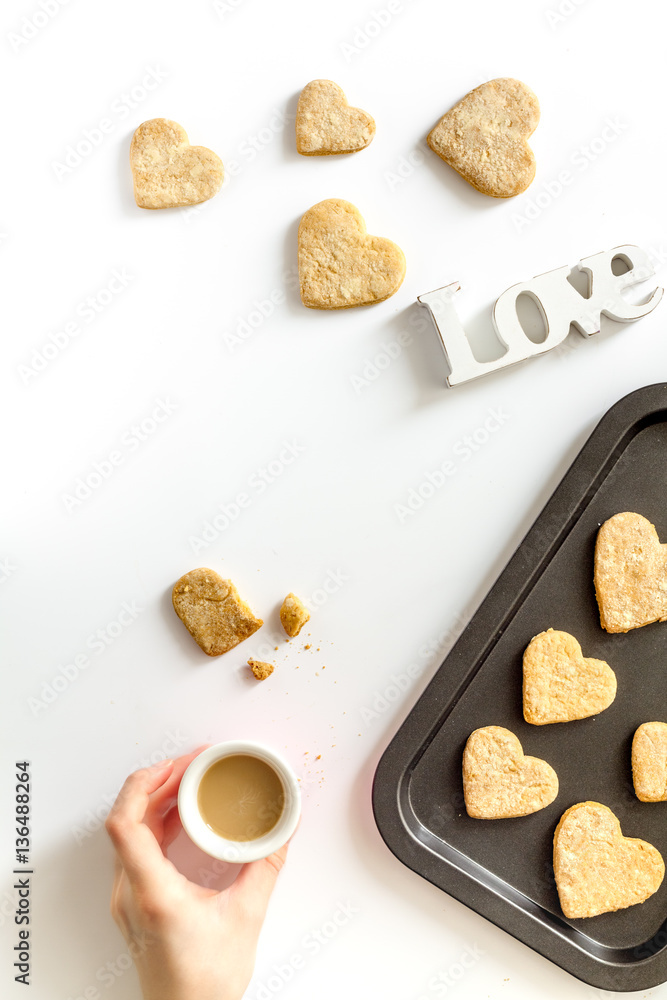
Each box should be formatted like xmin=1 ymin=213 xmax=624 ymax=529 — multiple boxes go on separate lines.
xmin=248 ymin=658 xmax=274 ymax=681
xmin=280 ymin=593 xmax=310 ymax=637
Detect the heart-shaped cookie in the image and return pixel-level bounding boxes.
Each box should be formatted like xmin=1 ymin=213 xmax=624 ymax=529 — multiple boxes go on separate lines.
xmin=553 ymin=802 xmax=664 ymax=918
xmin=172 ymin=568 xmax=263 ymax=656
xmin=595 ymin=512 xmax=667 ymax=633
xmin=523 ymin=628 xmax=616 ymax=725
xmin=298 ymin=198 xmax=406 ymax=309
xmin=462 ymin=726 xmax=558 ymax=819
xmin=632 ymin=722 xmax=667 ymax=802
xmin=130 ymin=118 xmax=224 ymax=209
xmin=427 ymin=78 xmax=539 ymax=198
xmin=296 ymin=79 xmax=375 ymax=156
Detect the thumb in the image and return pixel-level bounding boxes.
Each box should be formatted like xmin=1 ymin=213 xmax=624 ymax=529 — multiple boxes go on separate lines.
xmin=228 ymin=842 xmax=289 ymax=927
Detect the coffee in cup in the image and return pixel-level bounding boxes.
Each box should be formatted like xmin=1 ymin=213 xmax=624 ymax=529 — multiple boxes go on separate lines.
xmin=178 ymin=741 xmax=301 ymax=863
xmin=197 ymin=753 xmax=285 ymax=841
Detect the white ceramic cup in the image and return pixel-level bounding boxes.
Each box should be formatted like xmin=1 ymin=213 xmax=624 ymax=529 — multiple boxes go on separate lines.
xmin=178 ymin=741 xmax=301 ymax=863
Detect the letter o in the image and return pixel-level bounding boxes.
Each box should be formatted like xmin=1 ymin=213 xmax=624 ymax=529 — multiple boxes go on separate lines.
xmin=418 ymin=482 xmax=434 ymax=500
xmin=42 ymin=344 xmax=58 ymax=360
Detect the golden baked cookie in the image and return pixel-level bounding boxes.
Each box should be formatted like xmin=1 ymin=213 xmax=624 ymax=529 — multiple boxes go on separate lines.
xmin=172 ymin=568 xmax=262 ymax=655
xmin=462 ymin=725 xmax=558 ymax=819
xmin=427 ymin=78 xmax=539 ymax=198
xmin=523 ymin=628 xmax=616 ymax=725
xmin=298 ymin=198 xmax=405 ymax=309
xmin=248 ymin=658 xmax=274 ymax=680
xmin=279 ymin=593 xmax=310 ymax=638
xmin=296 ymin=79 xmax=375 ymax=155
xmin=595 ymin=512 xmax=667 ymax=633
xmin=130 ymin=118 xmax=224 ymax=209
xmin=553 ymin=801 xmax=664 ymax=918
xmin=632 ymin=722 xmax=667 ymax=802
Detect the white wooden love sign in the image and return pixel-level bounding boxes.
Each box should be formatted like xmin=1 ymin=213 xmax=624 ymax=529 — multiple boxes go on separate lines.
xmin=418 ymin=245 xmax=663 ymax=387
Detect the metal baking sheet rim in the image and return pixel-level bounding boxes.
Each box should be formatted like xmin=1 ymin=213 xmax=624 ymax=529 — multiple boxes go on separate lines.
xmin=372 ymin=382 xmax=667 ymax=993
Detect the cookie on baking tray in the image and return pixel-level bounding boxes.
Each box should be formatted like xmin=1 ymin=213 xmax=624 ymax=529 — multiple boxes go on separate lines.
xmin=523 ymin=628 xmax=616 ymax=725
xmin=632 ymin=721 xmax=667 ymax=802
xmin=595 ymin=512 xmax=667 ymax=633
xmin=553 ymin=801 xmax=664 ymax=918
xmin=462 ymin=725 xmax=558 ymax=819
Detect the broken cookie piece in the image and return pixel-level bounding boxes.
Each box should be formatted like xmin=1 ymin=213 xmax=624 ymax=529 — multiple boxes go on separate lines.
xmin=280 ymin=593 xmax=310 ymax=637
xmin=172 ymin=568 xmax=263 ymax=656
xmin=248 ymin=658 xmax=274 ymax=680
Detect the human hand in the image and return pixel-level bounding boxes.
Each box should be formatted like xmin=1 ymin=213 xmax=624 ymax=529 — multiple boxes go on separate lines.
xmin=105 ymin=750 xmax=290 ymax=1000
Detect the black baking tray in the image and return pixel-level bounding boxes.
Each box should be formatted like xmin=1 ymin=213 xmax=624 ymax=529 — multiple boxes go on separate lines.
xmin=373 ymin=383 xmax=667 ymax=992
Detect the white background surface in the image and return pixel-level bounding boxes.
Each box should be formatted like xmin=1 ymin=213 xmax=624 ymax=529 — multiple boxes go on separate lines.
xmin=3 ymin=0 xmax=667 ymax=997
